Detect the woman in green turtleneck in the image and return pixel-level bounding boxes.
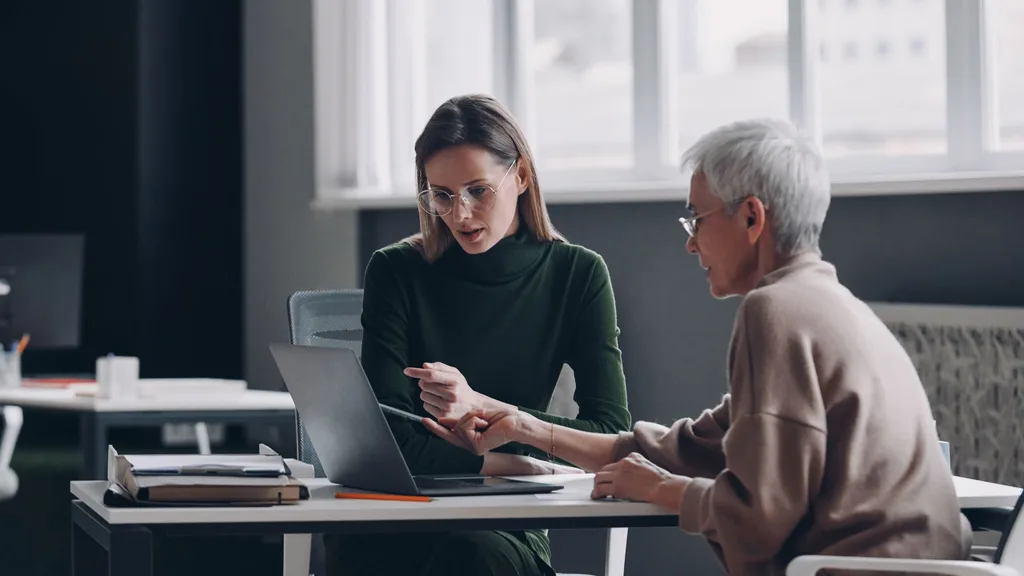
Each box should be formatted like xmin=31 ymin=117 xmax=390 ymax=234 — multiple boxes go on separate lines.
xmin=324 ymin=94 xmax=631 ymax=576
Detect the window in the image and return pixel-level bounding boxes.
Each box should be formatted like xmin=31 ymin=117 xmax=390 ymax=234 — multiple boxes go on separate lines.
xmin=312 ymin=0 xmax=1024 ymax=207
xmin=993 ymin=0 xmax=1024 ymax=151
xmin=678 ymin=0 xmax=789 ymax=153
xmin=909 ymin=37 xmax=927 ymax=56
xmin=819 ymin=0 xmax=946 ymax=157
xmin=843 ymin=41 xmax=859 ymax=60
xmin=426 ymin=0 xmax=495 ymax=110
xmin=532 ymin=0 xmax=633 ymax=170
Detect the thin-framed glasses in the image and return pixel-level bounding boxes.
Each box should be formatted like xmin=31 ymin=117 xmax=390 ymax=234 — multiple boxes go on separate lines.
xmin=678 ymin=199 xmax=746 ymax=237
xmin=417 ymin=160 xmax=518 ymax=217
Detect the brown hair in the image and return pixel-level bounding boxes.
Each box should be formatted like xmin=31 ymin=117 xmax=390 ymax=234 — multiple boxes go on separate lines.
xmin=405 ymin=94 xmax=564 ymax=262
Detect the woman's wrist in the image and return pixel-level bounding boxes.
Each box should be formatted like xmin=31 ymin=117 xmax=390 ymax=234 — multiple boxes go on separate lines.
xmin=651 ymin=475 xmax=690 ymax=511
xmin=478 ymin=393 xmax=516 ymax=414
xmin=512 ymin=411 xmax=547 ymax=449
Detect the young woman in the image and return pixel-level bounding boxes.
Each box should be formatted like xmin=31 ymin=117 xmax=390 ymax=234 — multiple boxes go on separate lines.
xmin=325 ymin=94 xmax=632 ymax=576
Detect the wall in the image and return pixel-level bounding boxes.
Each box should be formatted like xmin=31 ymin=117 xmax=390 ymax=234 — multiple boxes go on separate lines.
xmin=137 ymin=0 xmax=244 ymax=379
xmin=0 ymin=0 xmax=243 ymax=379
xmin=359 ymin=189 xmax=1024 ymax=575
xmin=243 ymin=0 xmax=360 ymax=396
xmin=0 ymin=0 xmax=142 ymax=375
xmin=1 ymin=1 xmax=244 ymax=574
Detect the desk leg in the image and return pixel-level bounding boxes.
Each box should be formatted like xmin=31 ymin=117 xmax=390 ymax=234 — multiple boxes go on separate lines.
xmin=71 ymin=516 xmax=105 ymax=576
xmin=108 ymin=527 xmax=154 ymax=576
xmin=78 ymin=413 xmax=108 ymax=480
xmin=71 ymin=504 xmax=153 ymax=576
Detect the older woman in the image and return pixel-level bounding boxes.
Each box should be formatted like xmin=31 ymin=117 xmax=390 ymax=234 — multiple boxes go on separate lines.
xmin=426 ymin=119 xmax=969 ymax=575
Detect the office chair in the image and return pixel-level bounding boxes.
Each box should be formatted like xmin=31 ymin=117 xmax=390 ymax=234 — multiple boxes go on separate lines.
xmin=281 ymin=288 xmax=627 ymax=576
xmin=787 ymin=490 xmax=1024 ymax=576
xmin=0 ymin=406 xmax=23 ymax=501
xmin=284 ymin=288 xmax=364 ymax=576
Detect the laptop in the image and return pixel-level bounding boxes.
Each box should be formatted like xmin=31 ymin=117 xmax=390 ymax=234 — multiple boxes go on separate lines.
xmin=268 ymin=343 xmax=563 ymax=497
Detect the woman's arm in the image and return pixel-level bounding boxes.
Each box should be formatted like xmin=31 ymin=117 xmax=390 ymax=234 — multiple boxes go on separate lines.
xmin=428 ymin=407 xmax=622 ymax=473
xmin=513 ymin=411 xmax=621 ymax=473
xmin=516 ymin=253 xmax=631 ymax=438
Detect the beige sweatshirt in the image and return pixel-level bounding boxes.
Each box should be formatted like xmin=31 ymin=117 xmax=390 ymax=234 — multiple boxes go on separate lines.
xmin=614 ymin=254 xmax=967 ymax=575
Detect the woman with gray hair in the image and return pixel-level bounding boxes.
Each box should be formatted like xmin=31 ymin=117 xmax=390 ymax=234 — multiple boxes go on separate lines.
xmin=426 ymin=118 xmax=970 ymax=574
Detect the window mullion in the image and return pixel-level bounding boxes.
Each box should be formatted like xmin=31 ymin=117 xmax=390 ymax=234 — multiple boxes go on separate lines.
xmin=788 ymin=0 xmax=822 ymax=147
xmin=979 ymin=0 xmax=999 ymax=154
xmin=313 ymin=0 xmax=391 ymax=192
xmin=633 ymin=0 xmax=679 ymax=178
xmin=493 ymin=0 xmax=535 ymax=144
xmin=946 ymin=0 xmax=989 ymax=170
xmin=387 ymin=0 xmax=427 ymax=192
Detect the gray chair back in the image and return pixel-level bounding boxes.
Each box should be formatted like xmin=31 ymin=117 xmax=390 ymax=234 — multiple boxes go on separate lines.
xmin=287 ymin=288 xmax=364 ymax=478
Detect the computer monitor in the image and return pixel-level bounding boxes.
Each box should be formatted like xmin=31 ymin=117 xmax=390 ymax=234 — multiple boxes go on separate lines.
xmin=0 ymin=235 xmax=84 ymax=349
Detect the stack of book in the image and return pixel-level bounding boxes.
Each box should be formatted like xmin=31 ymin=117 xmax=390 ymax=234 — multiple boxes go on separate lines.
xmin=107 ymin=448 xmax=308 ymax=506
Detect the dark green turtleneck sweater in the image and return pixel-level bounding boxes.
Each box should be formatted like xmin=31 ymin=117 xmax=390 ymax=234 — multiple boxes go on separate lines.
xmin=360 ymin=228 xmax=632 ymax=475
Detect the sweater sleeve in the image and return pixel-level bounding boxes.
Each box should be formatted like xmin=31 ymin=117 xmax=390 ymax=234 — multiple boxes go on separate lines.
xmin=676 ymin=293 xmax=828 ymax=574
xmin=360 ymin=249 xmax=485 ymax=475
xmin=519 ymin=253 xmax=631 ymax=437
xmin=611 ymin=395 xmax=730 ymax=479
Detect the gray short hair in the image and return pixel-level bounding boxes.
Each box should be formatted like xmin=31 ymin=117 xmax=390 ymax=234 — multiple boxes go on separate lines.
xmin=681 ymin=119 xmax=831 ymax=256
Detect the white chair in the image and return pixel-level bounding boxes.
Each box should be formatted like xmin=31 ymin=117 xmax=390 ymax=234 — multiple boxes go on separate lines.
xmin=786 ymin=490 xmax=1024 ymax=576
xmin=0 ymin=405 xmax=23 ymax=501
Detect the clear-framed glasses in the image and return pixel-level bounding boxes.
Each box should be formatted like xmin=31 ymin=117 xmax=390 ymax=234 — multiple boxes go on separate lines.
xmin=417 ymin=160 xmax=518 ymax=217
xmin=678 ymin=199 xmax=746 ymax=237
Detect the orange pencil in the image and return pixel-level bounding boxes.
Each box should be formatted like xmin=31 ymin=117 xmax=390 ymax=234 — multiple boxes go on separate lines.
xmin=335 ymin=492 xmax=432 ymax=503
xmin=15 ymin=335 xmax=29 ymax=355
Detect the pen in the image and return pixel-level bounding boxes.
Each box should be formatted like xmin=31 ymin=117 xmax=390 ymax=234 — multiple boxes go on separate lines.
xmin=335 ymin=492 xmax=432 ymax=503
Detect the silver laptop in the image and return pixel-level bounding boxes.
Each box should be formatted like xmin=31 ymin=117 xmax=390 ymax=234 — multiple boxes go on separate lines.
xmin=269 ymin=343 xmax=562 ymax=496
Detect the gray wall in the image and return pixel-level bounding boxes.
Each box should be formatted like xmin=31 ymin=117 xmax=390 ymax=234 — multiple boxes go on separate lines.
xmin=359 ymin=190 xmax=1024 ymax=575
xmin=243 ymin=0 xmax=360 ymax=396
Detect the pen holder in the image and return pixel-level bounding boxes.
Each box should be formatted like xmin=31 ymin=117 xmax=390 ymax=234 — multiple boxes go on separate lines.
xmin=97 ymin=355 xmax=140 ymax=399
xmin=0 ymin=353 xmax=20 ymax=388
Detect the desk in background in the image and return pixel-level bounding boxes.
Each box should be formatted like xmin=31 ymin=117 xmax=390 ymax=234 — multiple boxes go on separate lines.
xmin=0 ymin=382 xmax=295 ymax=479
xmin=69 ymin=474 xmax=1023 ymax=576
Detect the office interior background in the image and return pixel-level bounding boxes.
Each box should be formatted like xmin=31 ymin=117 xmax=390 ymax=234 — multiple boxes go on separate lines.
xmin=2 ymin=0 xmax=1023 ymax=574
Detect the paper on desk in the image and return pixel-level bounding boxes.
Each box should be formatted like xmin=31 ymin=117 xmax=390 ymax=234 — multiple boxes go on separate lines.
xmin=125 ymin=453 xmax=289 ymax=476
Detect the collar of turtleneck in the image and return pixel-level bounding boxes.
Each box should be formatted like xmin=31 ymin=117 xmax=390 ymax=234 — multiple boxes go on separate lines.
xmin=435 ymin=226 xmax=550 ymax=284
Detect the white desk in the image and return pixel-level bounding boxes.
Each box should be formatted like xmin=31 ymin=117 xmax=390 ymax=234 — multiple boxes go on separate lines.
xmin=0 ymin=384 xmax=295 ymax=479
xmin=69 ymin=474 xmax=1022 ymax=576
xmin=954 ymin=476 xmax=1022 ymax=509
xmin=70 ymin=474 xmax=675 ymax=576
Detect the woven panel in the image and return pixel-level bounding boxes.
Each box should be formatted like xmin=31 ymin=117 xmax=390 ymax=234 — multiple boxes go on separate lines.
xmin=287 ymin=289 xmax=364 ymax=478
xmin=872 ymin=304 xmax=1024 ymax=488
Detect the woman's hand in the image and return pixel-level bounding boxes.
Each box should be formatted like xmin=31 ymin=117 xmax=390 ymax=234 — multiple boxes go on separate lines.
xmin=404 ymin=362 xmax=511 ymax=420
xmin=591 ymin=452 xmax=691 ymax=510
xmin=422 ymin=407 xmax=522 ymax=455
xmin=480 ymin=452 xmax=584 ymax=476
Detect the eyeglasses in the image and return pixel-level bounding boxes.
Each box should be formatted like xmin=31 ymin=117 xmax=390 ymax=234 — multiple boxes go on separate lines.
xmin=417 ymin=160 xmax=517 ymax=217
xmin=678 ymin=199 xmax=745 ymax=237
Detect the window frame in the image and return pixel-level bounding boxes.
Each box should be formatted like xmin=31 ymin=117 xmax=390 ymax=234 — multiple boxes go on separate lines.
xmin=312 ymin=0 xmax=1024 ymax=211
